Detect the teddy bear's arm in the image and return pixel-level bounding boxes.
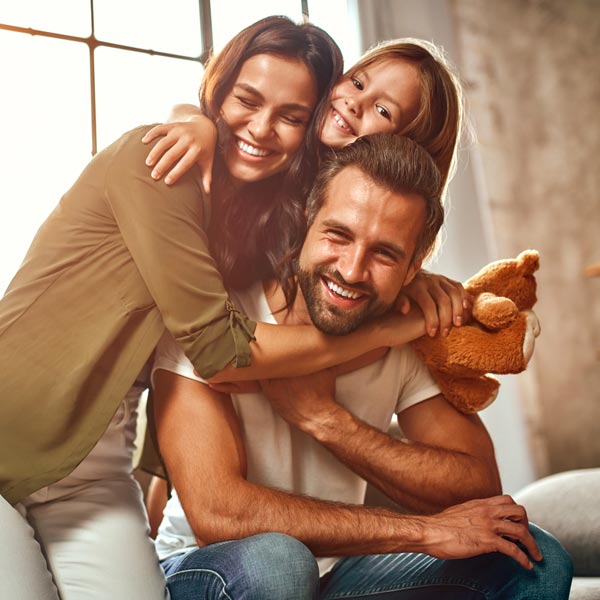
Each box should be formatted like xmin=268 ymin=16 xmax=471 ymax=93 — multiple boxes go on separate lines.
xmin=472 ymin=292 xmax=519 ymax=330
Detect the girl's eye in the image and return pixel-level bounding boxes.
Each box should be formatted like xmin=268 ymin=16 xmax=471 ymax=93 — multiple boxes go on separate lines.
xmin=376 ymin=105 xmax=391 ymax=120
xmin=351 ymin=77 xmax=363 ymax=91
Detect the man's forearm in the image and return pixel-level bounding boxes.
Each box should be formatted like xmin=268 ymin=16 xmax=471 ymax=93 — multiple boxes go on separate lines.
xmin=186 ymin=482 xmax=540 ymax=571
xmin=301 ymin=403 xmax=501 ymax=513
xmin=190 ymin=478 xmax=424 ymax=556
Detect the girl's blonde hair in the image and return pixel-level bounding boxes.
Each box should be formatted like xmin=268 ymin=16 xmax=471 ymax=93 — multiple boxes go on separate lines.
xmin=348 ymin=38 xmax=465 ymax=198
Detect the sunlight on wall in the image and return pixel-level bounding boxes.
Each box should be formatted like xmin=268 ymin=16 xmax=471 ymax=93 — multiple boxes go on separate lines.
xmin=0 ymin=1 xmax=359 ymax=294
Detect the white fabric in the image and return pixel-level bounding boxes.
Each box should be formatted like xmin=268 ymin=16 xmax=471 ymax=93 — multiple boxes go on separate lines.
xmin=0 ymin=365 xmax=169 ymax=600
xmin=154 ymin=281 xmax=441 ymax=575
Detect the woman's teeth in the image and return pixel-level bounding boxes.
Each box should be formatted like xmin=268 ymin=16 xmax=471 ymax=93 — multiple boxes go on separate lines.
xmin=237 ymin=139 xmax=270 ymax=157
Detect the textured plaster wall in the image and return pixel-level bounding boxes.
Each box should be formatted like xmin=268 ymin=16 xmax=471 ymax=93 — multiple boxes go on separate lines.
xmin=450 ymin=0 xmax=600 ymax=473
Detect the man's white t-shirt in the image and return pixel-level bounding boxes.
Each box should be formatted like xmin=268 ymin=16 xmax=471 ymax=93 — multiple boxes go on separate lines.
xmin=153 ymin=280 xmax=441 ymax=575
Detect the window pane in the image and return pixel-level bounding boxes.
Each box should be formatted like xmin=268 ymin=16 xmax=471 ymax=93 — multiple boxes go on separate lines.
xmin=0 ymin=31 xmax=91 ymax=293
xmin=0 ymin=0 xmax=90 ymax=37
xmin=308 ymin=0 xmax=360 ymax=68
xmin=94 ymin=0 xmax=201 ymax=57
xmin=211 ymin=0 xmax=303 ymax=51
xmin=95 ymin=47 xmax=204 ymax=150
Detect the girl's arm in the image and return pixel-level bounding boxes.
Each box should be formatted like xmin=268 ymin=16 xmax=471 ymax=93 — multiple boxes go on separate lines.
xmin=142 ymin=104 xmax=215 ymax=190
xmin=396 ymin=270 xmax=473 ymax=338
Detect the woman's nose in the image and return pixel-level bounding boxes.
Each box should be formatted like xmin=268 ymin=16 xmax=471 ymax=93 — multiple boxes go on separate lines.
xmin=247 ymin=111 xmax=273 ymax=140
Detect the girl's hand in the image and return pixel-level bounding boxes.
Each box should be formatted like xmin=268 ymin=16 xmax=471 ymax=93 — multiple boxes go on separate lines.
xmin=142 ymin=113 xmax=217 ymax=192
xmin=396 ymin=270 xmax=473 ymax=338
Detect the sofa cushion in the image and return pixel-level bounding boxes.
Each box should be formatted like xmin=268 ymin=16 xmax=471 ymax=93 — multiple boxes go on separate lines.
xmin=515 ymin=469 xmax=600 ymax=577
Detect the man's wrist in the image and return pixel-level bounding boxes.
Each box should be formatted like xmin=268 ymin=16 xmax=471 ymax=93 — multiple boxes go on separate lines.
xmin=302 ymin=400 xmax=357 ymax=442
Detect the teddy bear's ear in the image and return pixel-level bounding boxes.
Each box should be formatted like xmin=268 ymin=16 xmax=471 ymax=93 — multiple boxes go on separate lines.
xmin=517 ymin=250 xmax=540 ymax=274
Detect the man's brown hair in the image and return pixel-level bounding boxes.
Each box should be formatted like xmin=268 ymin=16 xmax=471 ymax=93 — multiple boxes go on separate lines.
xmin=306 ymin=134 xmax=444 ymax=264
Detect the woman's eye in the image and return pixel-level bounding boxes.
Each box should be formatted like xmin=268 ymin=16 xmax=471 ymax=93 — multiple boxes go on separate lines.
xmin=282 ymin=115 xmax=304 ymax=126
xmin=351 ymin=77 xmax=363 ymax=90
xmin=327 ymin=229 xmax=350 ymax=242
xmin=236 ymin=96 xmax=257 ymax=108
xmin=376 ymin=105 xmax=391 ymax=120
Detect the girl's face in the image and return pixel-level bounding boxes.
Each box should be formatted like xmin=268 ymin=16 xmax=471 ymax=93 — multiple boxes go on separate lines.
xmin=220 ymin=54 xmax=317 ymax=184
xmin=320 ymin=58 xmax=421 ymax=149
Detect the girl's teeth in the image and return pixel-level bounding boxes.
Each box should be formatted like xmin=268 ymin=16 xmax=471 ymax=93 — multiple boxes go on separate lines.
xmin=327 ymin=280 xmax=361 ymax=300
xmin=237 ymin=140 xmax=270 ymax=157
xmin=333 ymin=112 xmax=349 ymax=130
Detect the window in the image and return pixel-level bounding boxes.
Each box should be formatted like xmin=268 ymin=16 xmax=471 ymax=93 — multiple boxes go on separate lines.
xmin=0 ymin=0 xmax=358 ymax=292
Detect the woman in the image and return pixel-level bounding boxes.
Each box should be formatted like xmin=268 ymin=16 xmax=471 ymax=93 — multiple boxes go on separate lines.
xmin=0 ymin=16 xmax=374 ymax=600
xmin=145 ymin=37 xmax=469 ymax=334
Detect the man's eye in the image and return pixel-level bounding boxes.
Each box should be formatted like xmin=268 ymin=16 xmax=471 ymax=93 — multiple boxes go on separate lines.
xmin=351 ymin=77 xmax=363 ymax=90
xmin=376 ymin=105 xmax=391 ymax=120
xmin=375 ymin=248 xmax=396 ymax=261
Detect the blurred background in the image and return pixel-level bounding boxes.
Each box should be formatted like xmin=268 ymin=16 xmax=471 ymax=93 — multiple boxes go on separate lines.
xmin=1 ymin=0 xmax=598 ymax=494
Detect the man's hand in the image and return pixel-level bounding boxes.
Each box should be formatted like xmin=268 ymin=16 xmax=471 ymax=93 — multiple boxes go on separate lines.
xmin=418 ymin=495 xmax=542 ymax=569
xmin=259 ymin=369 xmax=338 ymax=431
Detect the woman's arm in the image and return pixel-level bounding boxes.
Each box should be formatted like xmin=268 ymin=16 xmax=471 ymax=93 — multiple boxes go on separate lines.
xmin=209 ymin=309 xmax=426 ymax=383
xmin=142 ymin=104 xmax=215 ymax=190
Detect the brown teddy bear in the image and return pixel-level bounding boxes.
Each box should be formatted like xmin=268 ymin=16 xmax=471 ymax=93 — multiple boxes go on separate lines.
xmin=411 ymin=250 xmax=541 ymax=414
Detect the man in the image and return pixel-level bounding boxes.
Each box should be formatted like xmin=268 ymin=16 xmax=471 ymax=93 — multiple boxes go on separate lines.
xmin=151 ymin=134 xmax=572 ymax=599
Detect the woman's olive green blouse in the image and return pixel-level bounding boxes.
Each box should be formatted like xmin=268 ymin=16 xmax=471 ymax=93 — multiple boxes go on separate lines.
xmin=0 ymin=126 xmax=256 ymax=505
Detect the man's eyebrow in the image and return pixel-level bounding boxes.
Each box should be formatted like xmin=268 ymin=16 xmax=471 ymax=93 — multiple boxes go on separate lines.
xmin=321 ymin=218 xmax=407 ymax=259
xmin=233 ymin=83 xmax=313 ymax=113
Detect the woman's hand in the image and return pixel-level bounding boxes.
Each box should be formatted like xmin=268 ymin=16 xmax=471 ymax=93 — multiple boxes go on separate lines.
xmin=397 ymin=270 xmax=473 ymax=338
xmin=142 ymin=112 xmax=217 ymax=192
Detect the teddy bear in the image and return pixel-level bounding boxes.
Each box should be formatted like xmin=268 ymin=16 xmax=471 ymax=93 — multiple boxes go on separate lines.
xmin=411 ymin=250 xmax=541 ymax=414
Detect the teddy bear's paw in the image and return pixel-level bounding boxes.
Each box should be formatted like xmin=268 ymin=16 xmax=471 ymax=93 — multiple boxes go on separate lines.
xmin=523 ymin=309 xmax=541 ymax=364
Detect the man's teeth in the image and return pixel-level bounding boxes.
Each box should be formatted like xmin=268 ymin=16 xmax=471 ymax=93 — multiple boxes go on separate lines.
xmin=326 ymin=279 xmax=362 ymax=300
xmin=237 ymin=140 xmax=270 ymax=157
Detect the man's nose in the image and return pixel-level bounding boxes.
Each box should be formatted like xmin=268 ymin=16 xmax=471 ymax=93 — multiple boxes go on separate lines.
xmin=247 ymin=110 xmax=274 ymax=141
xmin=338 ymin=248 xmax=368 ymax=283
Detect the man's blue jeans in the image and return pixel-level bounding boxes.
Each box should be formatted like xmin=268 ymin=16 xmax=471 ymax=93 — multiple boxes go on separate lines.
xmin=160 ymin=524 xmax=573 ymax=599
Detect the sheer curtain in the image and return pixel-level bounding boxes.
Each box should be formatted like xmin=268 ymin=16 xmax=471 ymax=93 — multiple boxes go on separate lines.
xmin=350 ymin=0 xmax=536 ymax=493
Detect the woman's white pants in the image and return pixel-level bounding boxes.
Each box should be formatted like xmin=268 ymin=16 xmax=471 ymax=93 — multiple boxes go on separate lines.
xmin=0 ymin=474 xmax=169 ymax=600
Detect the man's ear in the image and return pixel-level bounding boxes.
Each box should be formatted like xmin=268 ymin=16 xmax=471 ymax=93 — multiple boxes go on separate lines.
xmin=404 ymin=258 xmax=423 ymax=286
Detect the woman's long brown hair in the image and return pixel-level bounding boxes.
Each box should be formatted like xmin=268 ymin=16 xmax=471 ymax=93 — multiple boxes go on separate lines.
xmin=200 ymin=16 xmax=343 ymax=300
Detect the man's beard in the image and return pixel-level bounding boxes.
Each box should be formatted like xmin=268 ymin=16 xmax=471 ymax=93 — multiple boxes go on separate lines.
xmin=297 ymin=266 xmax=391 ymax=336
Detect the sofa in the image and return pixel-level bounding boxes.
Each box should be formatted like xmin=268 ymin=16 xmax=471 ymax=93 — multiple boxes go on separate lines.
xmin=515 ymin=468 xmax=600 ymax=600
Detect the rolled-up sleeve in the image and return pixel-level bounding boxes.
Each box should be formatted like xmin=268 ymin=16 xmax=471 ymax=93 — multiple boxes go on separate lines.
xmin=103 ymin=126 xmax=256 ymax=378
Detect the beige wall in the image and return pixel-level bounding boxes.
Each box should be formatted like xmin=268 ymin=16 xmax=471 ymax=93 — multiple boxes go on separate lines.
xmin=450 ymin=0 xmax=600 ymax=474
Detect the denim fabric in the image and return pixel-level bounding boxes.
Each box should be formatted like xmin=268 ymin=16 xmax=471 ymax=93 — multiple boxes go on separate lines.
xmin=161 ymin=524 xmax=572 ymax=600
xmin=320 ymin=524 xmax=572 ymax=599
xmin=161 ymin=533 xmax=320 ymax=599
